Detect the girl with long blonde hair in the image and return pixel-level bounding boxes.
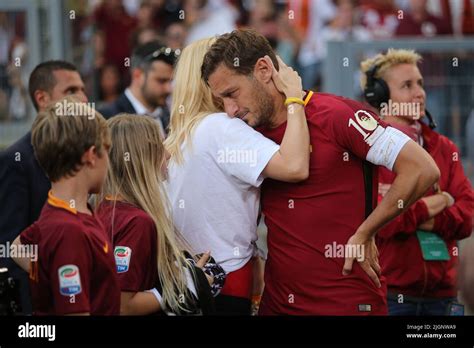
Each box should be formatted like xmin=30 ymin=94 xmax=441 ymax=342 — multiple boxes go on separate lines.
xmin=97 ymin=114 xmax=217 ymax=315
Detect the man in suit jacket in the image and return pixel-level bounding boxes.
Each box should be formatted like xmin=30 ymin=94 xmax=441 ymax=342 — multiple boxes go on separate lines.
xmin=0 ymin=60 xmax=87 ymax=314
xmin=99 ymin=41 xmax=178 ymax=137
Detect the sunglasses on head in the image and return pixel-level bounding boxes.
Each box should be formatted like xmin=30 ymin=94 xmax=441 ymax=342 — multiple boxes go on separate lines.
xmin=143 ymin=47 xmax=181 ymax=63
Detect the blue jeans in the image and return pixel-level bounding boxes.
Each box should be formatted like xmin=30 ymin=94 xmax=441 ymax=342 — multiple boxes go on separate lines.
xmin=388 ymin=297 xmax=458 ymax=316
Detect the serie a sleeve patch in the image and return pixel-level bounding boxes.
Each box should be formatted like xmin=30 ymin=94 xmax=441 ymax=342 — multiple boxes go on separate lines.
xmin=114 ymin=246 xmax=132 ymax=273
xmin=58 ymin=264 xmax=82 ymax=296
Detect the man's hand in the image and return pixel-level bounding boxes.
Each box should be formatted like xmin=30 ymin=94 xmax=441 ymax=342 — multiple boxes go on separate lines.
xmin=418 ymin=191 xmax=454 ymax=231
xmin=441 ymin=191 xmax=455 ymax=207
xmin=419 ymin=217 xmax=435 ymax=230
xmin=342 ymin=231 xmax=381 ymax=288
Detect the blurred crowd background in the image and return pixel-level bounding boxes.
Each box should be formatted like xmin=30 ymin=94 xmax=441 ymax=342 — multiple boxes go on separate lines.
xmin=0 ymin=0 xmax=473 ymax=178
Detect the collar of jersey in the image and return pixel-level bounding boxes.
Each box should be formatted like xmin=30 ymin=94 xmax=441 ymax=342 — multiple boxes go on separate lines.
xmin=47 ymin=190 xmax=78 ymax=215
xmin=104 ymin=195 xmax=124 ymax=201
xmin=303 ymin=90 xmax=314 ymax=106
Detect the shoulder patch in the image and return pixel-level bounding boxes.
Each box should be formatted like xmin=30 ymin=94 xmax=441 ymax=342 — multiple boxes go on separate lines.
xmin=114 ymin=246 xmax=132 ymax=273
xmin=58 ymin=265 xmax=82 ymax=296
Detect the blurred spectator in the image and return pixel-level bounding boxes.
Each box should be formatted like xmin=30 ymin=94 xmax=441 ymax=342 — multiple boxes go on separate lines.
xmin=275 ymin=6 xmax=302 ymax=68
xmin=132 ymin=27 xmax=161 ymax=48
xmin=230 ymin=0 xmax=251 ymax=27
xmin=0 ymin=90 xmax=8 ymax=121
xmin=395 ymin=0 xmax=453 ymax=136
xmin=165 ymin=22 xmax=187 ymax=50
xmin=184 ymin=0 xmax=238 ymax=44
xmin=448 ymin=0 xmax=474 ymax=35
xmin=0 ymin=13 xmax=12 ymax=96
xmin=243 ymin=1 xmax=300 ymax=67
xmin=321 ymin=0 xmax=372 ymax=57
xmin=98 ymin=41 xmax=177 ymax=137
xmin=97 ymin=64 xmax=122 ymax=108
xmin=467 ymin=110 xmax=474 ymax=180
xmin=93 ymin=0 xmax=137 ymax=78
xmin=396 ymin=0 xmax=452 ymax=36
xmin=152 ymin=0 xmax=183 ymax=32
xmin=461 ymin=0 xmax=474 ymax=34
xmin=359 ymin=0 xmax=399 ymax=38
xmin=288 ymin=0 xmax=337 ymax=89
xmin=135 ymin=0 xmax=157 ymax=30
xmin=8 ymin=19 xmax=28 ymax=122
xmin=459 ymin=237 xmax=474 ymax=312
xmin=7 ymin=66 xmax=28 ymax=121
xmin=248 ymin=0 xmax=277 ymax=37
xmin=48 ymin=0 xmax=474 ymax=124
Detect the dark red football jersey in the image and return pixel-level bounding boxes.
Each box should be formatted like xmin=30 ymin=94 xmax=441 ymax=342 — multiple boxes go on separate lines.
xmin=258 ymin=92 xmax=389 ymax=315
xmin=20 ymin=191 xmax=120 ymax=315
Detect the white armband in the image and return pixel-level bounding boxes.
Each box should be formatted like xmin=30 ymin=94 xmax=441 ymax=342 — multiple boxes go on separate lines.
xmin=366 ymin=126 xmax=411 ymax=171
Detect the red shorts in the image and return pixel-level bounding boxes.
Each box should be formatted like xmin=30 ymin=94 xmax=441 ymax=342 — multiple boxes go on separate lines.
xmin=220 ymin=258 xmax=254 ymax=299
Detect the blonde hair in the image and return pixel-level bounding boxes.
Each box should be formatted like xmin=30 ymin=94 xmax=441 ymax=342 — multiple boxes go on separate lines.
xmin=98 ymin=114 xmax=195 ymax=313
xmin=360 ymin=48 xmax=422 ymax=90
xmin=32 ymin=95 xmax=110 ymax=182
xmin=164 ymin=37 xmax=223 ymax=164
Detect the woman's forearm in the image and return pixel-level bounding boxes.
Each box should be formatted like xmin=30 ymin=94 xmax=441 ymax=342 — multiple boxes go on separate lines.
xmin=279 ymin=103 xmax=310 ymax=177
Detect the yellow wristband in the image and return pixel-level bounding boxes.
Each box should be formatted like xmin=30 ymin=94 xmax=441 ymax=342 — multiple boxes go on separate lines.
xmin=284 ymin=97 xmax=305 ymax=107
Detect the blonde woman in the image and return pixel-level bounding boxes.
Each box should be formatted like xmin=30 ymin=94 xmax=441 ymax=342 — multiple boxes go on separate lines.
xmin=96 ymin=114 xmax=219 ymax=315
xmin=165 ymin=38 xmax=309 ymax=314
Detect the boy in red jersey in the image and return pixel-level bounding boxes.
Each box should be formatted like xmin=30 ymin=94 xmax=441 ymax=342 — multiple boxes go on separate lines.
xmin=202 ymin=29 xmax=440 ymax=315
xmin=12 ymin=96 xmax=120 ymax=315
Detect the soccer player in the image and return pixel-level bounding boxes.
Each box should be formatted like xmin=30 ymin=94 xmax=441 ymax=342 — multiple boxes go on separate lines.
xmin=12 ymin=96 xmax=120 ymax=315
xmin=96 ymin=114 xmax=221 ymax=315
xmin=165 ymin=37 xmax=309 ymax=314
xmin=360 ymin=49 xmax=473 ymax=315
xmin=202 ymin=29 xmax=440 ymax=315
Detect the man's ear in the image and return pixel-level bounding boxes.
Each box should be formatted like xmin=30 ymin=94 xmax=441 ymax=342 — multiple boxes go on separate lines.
xmin=34 ymin=90 xmax=51 ymax=111
xmin=81 ymin=146 xmax=97 ymax=166
xmin=132 ymin=67 xmax=144 ymax=84
xmin=253 ymin=57 xmax=273 ymax=84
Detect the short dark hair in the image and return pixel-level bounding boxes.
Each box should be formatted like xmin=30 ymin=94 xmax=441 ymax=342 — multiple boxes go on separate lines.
xmin=201 ymin=29 xmax=279 ymax=84
xmin=131 ymin=40 xmax=178 ymax=71
xmin=28 ymin=60 xmax=78 ymax=111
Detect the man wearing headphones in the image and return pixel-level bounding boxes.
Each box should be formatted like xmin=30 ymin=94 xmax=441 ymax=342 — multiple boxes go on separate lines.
xmin=361 ymin=49 xmax=473 ymax=316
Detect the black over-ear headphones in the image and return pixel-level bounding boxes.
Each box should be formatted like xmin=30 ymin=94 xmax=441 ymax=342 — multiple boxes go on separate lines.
xmin=363 ymin=62 xmax=437 ymax=129
xmin=363 ymin=63 xmax=390 ymax=109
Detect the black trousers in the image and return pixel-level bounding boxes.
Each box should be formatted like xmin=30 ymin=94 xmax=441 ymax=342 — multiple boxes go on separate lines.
xmin=214 ymin=294 xmax=251 ymax=315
